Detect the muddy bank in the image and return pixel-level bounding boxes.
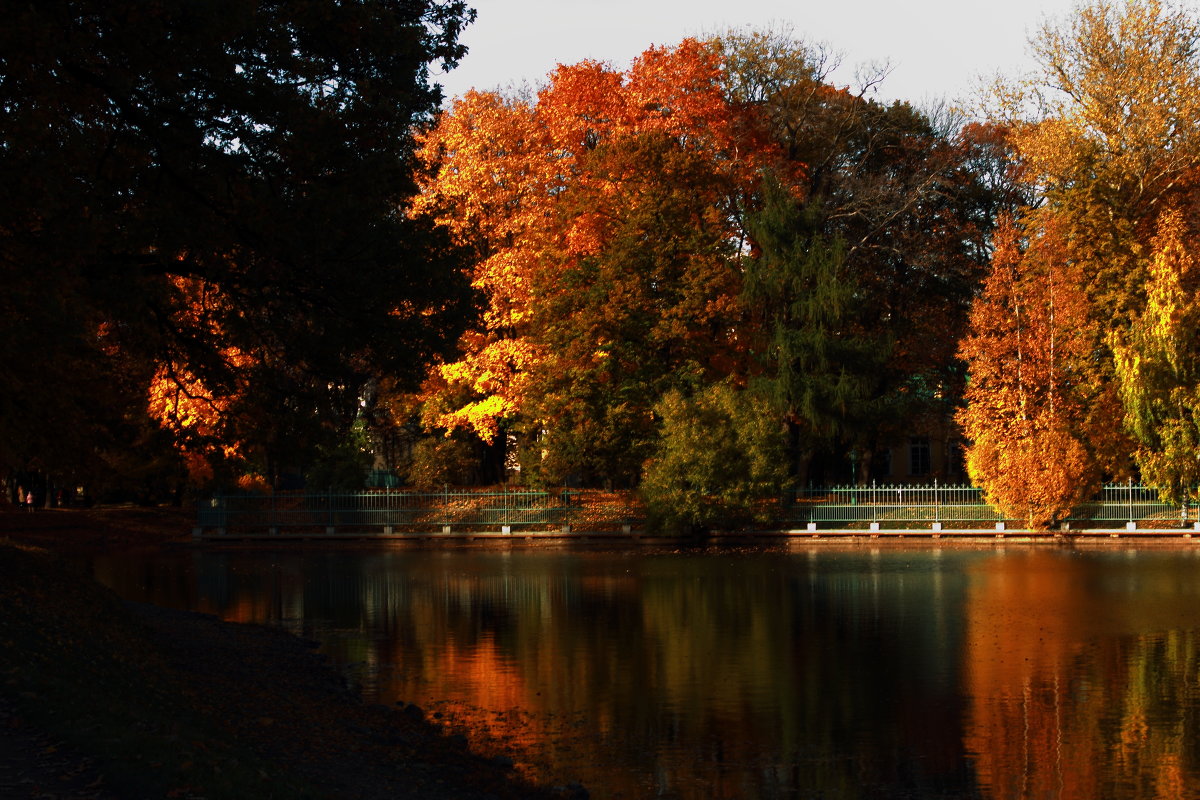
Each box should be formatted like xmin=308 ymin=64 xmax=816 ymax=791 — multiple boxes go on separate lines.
xmin=0 ymin=507 xmax=574 ymax=799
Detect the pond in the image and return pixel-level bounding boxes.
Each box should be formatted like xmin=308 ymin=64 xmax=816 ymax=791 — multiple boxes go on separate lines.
xmin=92 ymin=543 xmax=1200 ymax=799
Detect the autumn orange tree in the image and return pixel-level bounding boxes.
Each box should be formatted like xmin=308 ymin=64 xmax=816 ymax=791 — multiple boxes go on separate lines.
xmin=522 ymin=132 xmax=747 ymax=483
xmin=414 ymin=38 xmax=790 ymax=486
xmin=409 ymin=88 xmax=551 ymax=447
xmin=1014 ymin=0 xmax=1200 ymax=323
xmin=957 ymin=214 xmax=1103 ymax=528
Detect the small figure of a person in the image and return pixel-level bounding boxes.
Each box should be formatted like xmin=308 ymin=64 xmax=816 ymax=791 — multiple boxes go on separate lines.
xmin=25 ymin=490 xmax=34 ymax=512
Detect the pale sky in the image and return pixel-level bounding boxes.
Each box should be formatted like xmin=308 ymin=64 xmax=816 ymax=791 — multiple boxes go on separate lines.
xmin=433 ymin=0 xmax=1082 ymax=108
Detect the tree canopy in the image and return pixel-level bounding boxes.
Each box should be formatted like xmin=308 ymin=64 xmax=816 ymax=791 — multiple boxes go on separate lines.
xmin=410 ymin=30 xmax=997 ymax=496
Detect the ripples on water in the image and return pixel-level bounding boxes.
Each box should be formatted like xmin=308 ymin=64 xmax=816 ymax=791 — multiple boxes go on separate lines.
xmin=94 ymin=544 xmax=1200 ymax=799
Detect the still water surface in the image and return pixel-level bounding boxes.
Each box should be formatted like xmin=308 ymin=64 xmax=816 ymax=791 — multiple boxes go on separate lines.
xmin=93 ymin=544 xmax=1200 ymax=799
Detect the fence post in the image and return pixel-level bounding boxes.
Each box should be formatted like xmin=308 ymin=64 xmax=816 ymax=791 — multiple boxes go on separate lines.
xmin=871 ymin=481 xmax=879 ymax=530
xmin=502 ymin=483 xmax=510 ymax=534
xmin=382 ymin=484 xmax=391 ymax=535
xmin=561 ymin=489 xmax=572 ymax=533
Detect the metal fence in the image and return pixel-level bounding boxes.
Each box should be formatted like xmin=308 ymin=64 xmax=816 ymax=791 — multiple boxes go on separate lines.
xmin=1075 ymin=482 xmax=1187 ymax=525
xmin=195 ymin=482 xmax=1193 ymax=536
xmin=196 ymin=487 xmax=639 ymax=534
xmin=784 ymin=481 xmax=1184 ymax=529
xmin=787 ymin=483 xmax=1004 ymax=526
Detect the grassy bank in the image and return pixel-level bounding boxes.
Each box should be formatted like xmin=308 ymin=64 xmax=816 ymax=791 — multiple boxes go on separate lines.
xmin=0 ymin=508 xmax=563 ymax=799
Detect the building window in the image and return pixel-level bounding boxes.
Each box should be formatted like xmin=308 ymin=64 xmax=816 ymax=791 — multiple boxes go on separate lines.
xmin=910 ymin=437 xmax=931 ymax=477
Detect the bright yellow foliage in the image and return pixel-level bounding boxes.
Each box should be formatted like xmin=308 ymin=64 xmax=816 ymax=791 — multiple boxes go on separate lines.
xmin=1112 ymin=203 xmax=1200 ymax=501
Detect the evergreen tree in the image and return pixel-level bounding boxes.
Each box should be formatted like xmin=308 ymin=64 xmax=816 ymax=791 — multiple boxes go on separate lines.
xmin=742 ymin=176 xmax=889 ymax=483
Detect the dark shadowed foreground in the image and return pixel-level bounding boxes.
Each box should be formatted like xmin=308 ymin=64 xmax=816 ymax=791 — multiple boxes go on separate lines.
xmin=0 ymin=506 xmax=568 ymax=799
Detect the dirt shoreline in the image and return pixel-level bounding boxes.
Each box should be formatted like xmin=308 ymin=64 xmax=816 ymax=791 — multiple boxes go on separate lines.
xmin=0 ymin=505 xmax=576 ymax=799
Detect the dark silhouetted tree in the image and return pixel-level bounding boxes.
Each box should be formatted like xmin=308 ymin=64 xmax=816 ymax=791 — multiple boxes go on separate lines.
xmin=0 ymin=0 xmax=478 ymax=494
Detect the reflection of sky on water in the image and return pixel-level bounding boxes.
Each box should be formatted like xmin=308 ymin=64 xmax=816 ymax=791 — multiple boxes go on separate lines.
xmin=93 ymin=545 xmax=1200 ymax=799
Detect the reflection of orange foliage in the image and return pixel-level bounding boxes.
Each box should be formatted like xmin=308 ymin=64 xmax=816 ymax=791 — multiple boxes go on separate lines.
xmin=380 ymin=629 xmax=557 ymax=779
xmin=963 ymin=553 xmax=1097 ymax=799
xmin=437 ymin=635 xmax=532 ymax=712
xmin=1155 ymin=754 xmax=1186 ymax=799
xmin=962 ymin=552 xmax=1200 ymax=800
xmin=221 ymin=594 xmax=272 ymax=625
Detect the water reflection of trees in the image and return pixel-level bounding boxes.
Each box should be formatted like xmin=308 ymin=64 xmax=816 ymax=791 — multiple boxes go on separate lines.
xmin=964 ymin=551 xmax=1200 ymax=800
xmin=91 ymin=547 xmax=1200 ymax=799
xmin=93 ymin=548 xmax=981 ymax=797
xmin=301 ymin=550 xmax=978 ymax=799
